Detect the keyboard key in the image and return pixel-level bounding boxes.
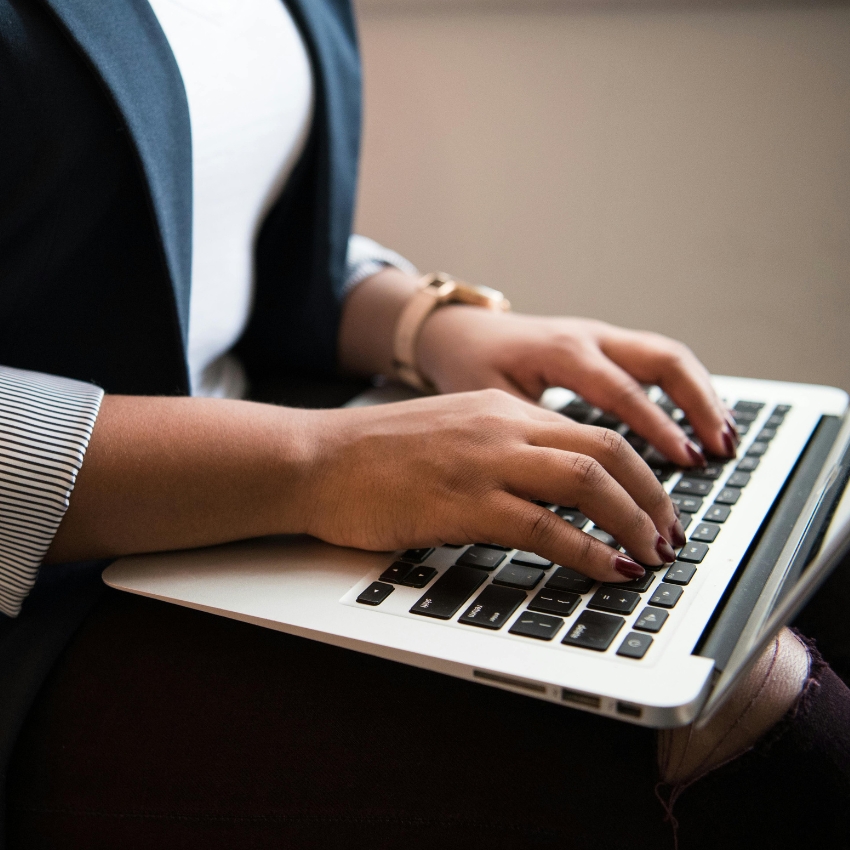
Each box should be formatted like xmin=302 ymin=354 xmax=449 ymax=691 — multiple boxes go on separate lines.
xmin=756 ymin=427 xmax=777 ymax=442
xmin=624 ymin=431 xmax=648 ymax=453
xmin=746 ymin=441 xmax=769 ymax=457
xmin=736 ymin=456 xmax=760 ymax=472
xmin=735 ymin=423 xmax=751 ymax=436
xmin=765 ymin=414 xmax=785 ymax=428
xmin=509 ymin=611 xmax=564 ymax=640
xmin=726 ymin=471 xmax=750 ymax=489
xmin=772 ymin=404 xmax=792 ymax=415
xmin=679 ymin=513 xmax=693 ymax=533
xmin=399 ymin=548 xmax=434 ymax=563
xmin=690 ymin=523 xmax=720 ymax=543
xmin=456 ymin=546 xmax=506 ymax=571
xmin=673 ymin=478 xmax=714 ymax=497
xmin=686 ymin=463 xmax=726 ymax=480
xmin=595 ymin=413 xmax=622 ymax=430
xmin=562 ymin=611 xmax=625 ymax=651
xmin=715 ymin=487 xmax=742 ymax=505
xmin=634 ymin=607 xmax=669 ymax=632
xmin=493 ymin=563 xmax=545 ymax=590
xmin=357 ymin=582 xmax=394 ymax=606
xmin=586 ymin=527 xmax=618 ymax=548
xmin=670 ymin=495 xmax=703 ymax=514
xmin=603 ymin=572 xmax=656 ymax=593
xmin=587 ymin=588 xmax=640 ymax=615
xmin=410 ymin=566 xmax=488 ymax=620
xmin=560 ymin=398 xmax=595 ymax=423
xmin=474 ymin=543 xmax=511 ymax=551
xmin=546 ymin=567 xmax=595 ymax=594
xmin=556 ymin=508 xmax=589 ymax=529
xmin=650 ymin=465 xmax=677 ymax=483
xmin=617 ymin=632 xmax=653 ymax=659
xmin=704 ymin=504 xmax=731 ymax=523
xmin=380 ymin=562 xmax=413 ymax=584
xmin=511 ymin=551 xmax=553 ymax=569
xmin=664 ymin=563 xmax=697 ymax=585
xmin=734 ymin=400 xmax=764 ymax=413
xmin=678 ymin=541 xmax=709 ymax=563
xmin=459 ymin=585 xmax=526 ymax=630
xmin=731 ymin=409 xmax=758 ymax=424
xmin=401 ymin=566 xmax=438 ymax=588
xmin=527 ymin=589 xmax=581 ymax=617
xmin=649 ymin=583 xmax=684 ymax=608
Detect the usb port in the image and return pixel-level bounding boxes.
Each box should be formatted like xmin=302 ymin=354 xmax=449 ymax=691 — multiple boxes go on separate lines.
xmin=616 ymin=701 xmax=642 ymax=718
xmin=561 ymin=688 xmax=601 ymax=709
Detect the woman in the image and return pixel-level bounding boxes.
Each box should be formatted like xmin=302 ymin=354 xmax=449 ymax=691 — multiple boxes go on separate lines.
xmin=1 ymin=0 xmax=848 ymax=847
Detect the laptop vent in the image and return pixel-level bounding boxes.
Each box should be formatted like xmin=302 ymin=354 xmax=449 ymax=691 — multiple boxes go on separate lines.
xmin=473 ymin=670 xmax=546 ymax=694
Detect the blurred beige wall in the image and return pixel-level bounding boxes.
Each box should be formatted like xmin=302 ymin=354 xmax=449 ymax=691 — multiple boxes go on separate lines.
xmin=353 ymin=1 xmax=850 ymax=391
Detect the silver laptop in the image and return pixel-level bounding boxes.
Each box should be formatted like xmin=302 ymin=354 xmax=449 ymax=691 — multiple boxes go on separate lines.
xmin=103 ymin=375 xmax=850 ymax=728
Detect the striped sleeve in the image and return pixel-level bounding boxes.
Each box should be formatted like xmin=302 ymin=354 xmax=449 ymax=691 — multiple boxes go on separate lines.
xmin=343 ymin=234 xmax=418 ymax=294
xmin=0 ymin=366 xmax=104 ymax=617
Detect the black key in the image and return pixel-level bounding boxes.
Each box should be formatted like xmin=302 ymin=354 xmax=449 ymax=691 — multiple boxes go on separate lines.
xmin=665 ymin=562 xmax=697 ymax=585
xmin=765 ymin=414 xmax=785 ymax=428
xmin=617 ymin=632 xmax=653 ymax=659
xmin=736 ymin=456 xmax=760 ymax=472
xmin=736 ymin=423 xmax=751 ymax=436
xmin=441 ymin=543 xmax=465 ymax=549
xmin=587 ymin=587 xmax=640 ymax=615
xmin=493 ymin=563 xmax=545 ymax=590
xmin=746 ymin=441 xmax=769 ymax=457
xmin=686 ymin=463 xmax=726 ymax=480
xmin=678 ymin=541 xmax=709 ymax=563
xmin=556 ymin=508 xmax=588 ymax=529
xmin=410 ymin=565 xmax=488 ymax=619
xmin=595 ymin=412 xmax=622 ymax=430
xmin=459 ymin=585 xmax=526 ymax=630
xmin=456 ymin=546 xmax=506 ymax=571
xmin=690 ymin=522 xmax=720 ymax=543
xmin=604 ymin=572 xmax=655 ymax=593
xmin=509 ymin=611 xmax=564 ymax=641
xmin=511 ymin=551 xmax=553 ymax=569
xmin=670 ymin=495 xmax=703 ymax=514
xmin=634 ymin=606 xmax=669 ymax=633
xmin=401 ymin=566 xmax=438 ymax=588
xmin=546 ymin=567 xmax=595 ymax=594
xmin=704 ymin=503 xmax=731 ymax=523
xmin=586 ymin=527 xmax=618 ymax=548
xmin=474 ymin=543 xmax=511 ymax=551
xmin=673 ymin=478 xmax=713 ymax=497
xmin=400 ymin=548 xmax=434 ymax=563
xmin=357 ymin=582 xmax=394 ymax=606
xmin=679 ymin=514 xmax=693 ymax=533
xmin=562 ymin=610 xmax=625 ymax=651
xmin=656 ymin=393 xmax=677 ymax=414
xmin=560 ymin=397 xmax=595 ymax=423
xmin=528 ymin=588 xmax=581 ymax=617
xmin=773 ymin=404 xmax=792 ymax=415
xmin=649 ymin=583 xmax=684 ymax=608
xmin=734 ymin=400 xmax=764 ymax=413
xmin=715 ymin=487 xmax=741 ymax=505
xmin=650 ymin=465 xmax=676 ymax=483
xmin=756 ymin=427 xmax=777 ymax=442
xmin=726 ymin=471 xmax=751 ymax=488
xmin=731 ymin=409 xmax=758 ymax=424
xmin=624 ymin=431 xmax=648 ymax=453
xmin=380 ymin=561 xmax=413 ymax=584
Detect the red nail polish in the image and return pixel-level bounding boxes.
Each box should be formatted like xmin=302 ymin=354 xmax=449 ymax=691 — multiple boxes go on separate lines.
xmin=670 ymin=518 xmax=686 ymax=548
xmin=685 ymin=440 xmax=707 ymax=468
xmin=722 ymin=428 xmax=737 ymax=458
xmin=656 ymin=534 xmax=676 ymax=563
xmin=614 ymin=554 xmax=646 ymax=579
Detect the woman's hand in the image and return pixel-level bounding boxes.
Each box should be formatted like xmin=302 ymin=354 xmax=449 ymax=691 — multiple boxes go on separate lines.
xmin=416 ymin=306 xmax=737 ymax=467
xmin=302 ymin=389 xmax=683 ymax=583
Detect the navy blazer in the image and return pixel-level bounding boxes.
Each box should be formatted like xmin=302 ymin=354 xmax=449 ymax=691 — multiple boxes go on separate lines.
xmin=0 ymin=0 xmax=361 ymax=393
xmin=0 ymin=0 xmax=362 ymax=840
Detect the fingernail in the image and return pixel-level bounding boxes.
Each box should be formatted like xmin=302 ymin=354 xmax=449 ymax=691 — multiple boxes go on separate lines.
xmin=669 ymin=518 xmax=686 ymax=548
xmin=685 ymin=440 xmax=707 ymax=468
xmin=656 ymin=534 xmax=676 ymax=564
xmin=722 ymin=428 xmax=737 ymax=458
xmin=614 ymin=554 xmax=646 ymax=580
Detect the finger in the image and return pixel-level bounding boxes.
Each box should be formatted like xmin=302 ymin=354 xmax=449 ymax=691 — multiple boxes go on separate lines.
xmin=525 ymin=423 xmax=686 ymax=547
xmin=480 ymin=494 xmax=650 ymax=583
xmin=600 ymin=332 xmax=735 ymax=459
xmin=567 ymin=353 xmax=706 ymax=468
xmin=499 ymin=447 xmax=677 ymax=566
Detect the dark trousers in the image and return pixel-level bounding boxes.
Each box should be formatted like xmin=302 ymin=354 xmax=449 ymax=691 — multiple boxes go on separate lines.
xmin=7 ymin=583 xmax=850 ymax=850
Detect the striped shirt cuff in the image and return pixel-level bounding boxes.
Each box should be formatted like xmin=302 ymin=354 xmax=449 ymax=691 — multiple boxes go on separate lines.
xmin=0 ymin=367 xmax=104 ymax=617
xmin=344 ymin=234 xmax=418 ymax=294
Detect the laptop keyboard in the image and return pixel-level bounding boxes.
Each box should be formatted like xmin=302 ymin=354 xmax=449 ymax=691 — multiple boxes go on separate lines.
xmin=351 ymin=394 xmax=794 ymax=661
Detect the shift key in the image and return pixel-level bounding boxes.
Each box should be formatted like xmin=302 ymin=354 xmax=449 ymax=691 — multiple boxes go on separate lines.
xmin=410 ymin=566 xmax=488 ymax=620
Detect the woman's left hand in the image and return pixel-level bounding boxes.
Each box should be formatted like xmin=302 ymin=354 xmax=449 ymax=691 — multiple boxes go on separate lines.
xmin=416 ymin=306 xmax=736 ymax=468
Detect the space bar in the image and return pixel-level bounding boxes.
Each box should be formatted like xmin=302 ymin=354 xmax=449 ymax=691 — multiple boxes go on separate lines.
xmin=410 ymin=565 xmax=488 ymax=620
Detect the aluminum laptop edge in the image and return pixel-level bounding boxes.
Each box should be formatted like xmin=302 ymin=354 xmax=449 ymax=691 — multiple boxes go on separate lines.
xmin=102 ymin=375 xmax=850 ymax=729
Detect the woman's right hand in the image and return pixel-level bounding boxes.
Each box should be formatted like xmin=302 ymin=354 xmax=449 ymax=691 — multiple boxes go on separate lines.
xmin=300 ymin=388 xmax=684 ymax=583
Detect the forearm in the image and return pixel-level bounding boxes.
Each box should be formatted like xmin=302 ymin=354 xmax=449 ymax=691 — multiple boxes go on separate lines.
xmin=45 ymin=395 xmax=318 ymax=564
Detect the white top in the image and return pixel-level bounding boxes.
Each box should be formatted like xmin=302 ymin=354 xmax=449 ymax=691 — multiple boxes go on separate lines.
xmin=147 ymin=0 xmax=315 ymax=398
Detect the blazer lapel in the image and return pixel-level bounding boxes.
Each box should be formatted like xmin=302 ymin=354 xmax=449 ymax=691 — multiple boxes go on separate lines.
xmin=40 ymin=0 xmax=193 ymax=355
